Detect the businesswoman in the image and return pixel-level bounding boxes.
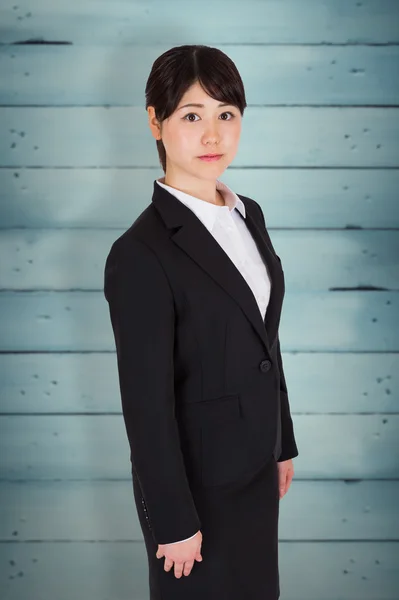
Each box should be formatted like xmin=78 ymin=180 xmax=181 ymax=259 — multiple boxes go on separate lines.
xmin=104 ymin=44 xmax=298 ymax=600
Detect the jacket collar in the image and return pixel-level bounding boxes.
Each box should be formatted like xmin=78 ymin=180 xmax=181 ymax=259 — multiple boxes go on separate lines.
xmin=155 ymin=177 xmax=246 ymax=232
xmin=151 ymin=180 xmax=284 ymax=353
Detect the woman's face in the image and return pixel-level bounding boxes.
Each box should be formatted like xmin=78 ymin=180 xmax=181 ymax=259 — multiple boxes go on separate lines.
xmin=148 ymin=80 xmax=242 ymax=182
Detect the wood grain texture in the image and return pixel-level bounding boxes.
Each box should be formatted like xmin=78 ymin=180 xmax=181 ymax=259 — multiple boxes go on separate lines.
xmin=0 ymin=290 xmax=397 ymax=351
xmin=2 ymin=107 xmax=398 ymax=167
xmin=0 ymin=414 xmax=398 ymax=480
xmin=1 ymin=167 xmax=398 ymax=229
xmin=2 ymin=45 xmax=399 ymax=106
xmin=1 ymin=229 xmax=398 ymax=291
xmin=1 ymin=542 xmax=398 ymax=600
xmin=1 ymin=479 xmax=398 ymax=541
xmin=0 ymin=1 xmax=398 ymax=597
xmin=0 ymin=352 xmax=397 ymax=414
xmin=1 ymin=0 xmax=398 ymax=44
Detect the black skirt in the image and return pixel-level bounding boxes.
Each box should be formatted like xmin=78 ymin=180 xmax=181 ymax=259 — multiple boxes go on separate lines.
xmin=132 ymin=453 xmax=280 ymax=600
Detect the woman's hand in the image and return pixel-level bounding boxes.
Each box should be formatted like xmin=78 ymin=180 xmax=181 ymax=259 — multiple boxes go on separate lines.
xmin=277 ymin=458 xmax=294 ymax=498
xmin=156 ymin=530 xmax=203 ymax=578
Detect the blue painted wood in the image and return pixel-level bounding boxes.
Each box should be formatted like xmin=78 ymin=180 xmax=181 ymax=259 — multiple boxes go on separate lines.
xmin=1 ymin=229 xmax=398 ymax=290
xmin=0 ymin=480 xmax=398 ymax=541
xmin=0 ymin=1 xmax=398 ymax=597
xmin=1 ymin=107 xmax=398 ymax=167
xmin=0 ymin=415 xmax=398 ymax=480
xmin=0 ymin=541 xmax=150 ymax=600
xmin=0 ymin=353 xmax=397 ymax=414
xmin=1 ymin=0 xmax=398 ymax=44
xmin=2 ymin=45 xmax=399 ymax=106
xmin=0 ymin=291 xmax=397 ymax=352
xmin=0 ymin=541 xmax=398 ymax=599
xmin=1 ymin=168 xmax=398 ymax=229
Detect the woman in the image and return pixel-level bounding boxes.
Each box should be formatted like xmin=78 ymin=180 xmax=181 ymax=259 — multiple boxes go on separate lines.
xmin=104 ymin=44 xmax=298 ymax=600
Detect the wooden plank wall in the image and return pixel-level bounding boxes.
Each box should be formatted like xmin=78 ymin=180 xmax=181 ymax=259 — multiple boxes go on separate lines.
xmin=0 ymin=1 xmax=398 ymax=598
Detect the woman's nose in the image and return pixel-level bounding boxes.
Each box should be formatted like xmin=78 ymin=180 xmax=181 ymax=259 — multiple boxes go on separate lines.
xmin=202 ymin=126 xmax=220 ymax=145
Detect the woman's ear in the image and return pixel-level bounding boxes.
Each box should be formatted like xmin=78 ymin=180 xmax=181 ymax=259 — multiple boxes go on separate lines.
xmin=147 ymin=107 xmax=162 ymax=140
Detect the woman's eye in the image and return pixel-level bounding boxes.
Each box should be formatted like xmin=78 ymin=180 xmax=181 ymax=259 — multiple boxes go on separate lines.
xmin=182 ymin=111 xmax=235 ymax=122
xmin=183 ymin=113 xmax=200 ymax=122
xmin=220 ymin=111 xmax=235 ymax=120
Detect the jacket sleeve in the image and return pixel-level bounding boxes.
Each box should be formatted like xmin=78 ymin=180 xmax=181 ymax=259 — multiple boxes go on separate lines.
xmin=275 ymin=335 xmax=299 ymax=462
xmin=251 ymin=199 xmax=299 ymax=462
xmin=104 ymin=236 xmax=201 ymax=545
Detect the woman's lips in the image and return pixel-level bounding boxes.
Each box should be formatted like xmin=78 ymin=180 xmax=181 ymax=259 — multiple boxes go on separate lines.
xmin=198 ymin=154 xmax=223 ymax=162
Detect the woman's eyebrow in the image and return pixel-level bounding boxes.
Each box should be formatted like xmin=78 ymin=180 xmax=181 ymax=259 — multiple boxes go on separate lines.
xmin=177 ymin=102 xmax=233 ymax=111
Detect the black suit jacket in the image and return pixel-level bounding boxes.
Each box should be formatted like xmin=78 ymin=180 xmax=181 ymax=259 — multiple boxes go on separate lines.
xmin=104 ymin=180 xmax=298 ymax=545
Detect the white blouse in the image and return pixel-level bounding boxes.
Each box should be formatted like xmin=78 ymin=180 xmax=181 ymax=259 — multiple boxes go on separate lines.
xmin=155 ymin=176 xmax=272 ymax=544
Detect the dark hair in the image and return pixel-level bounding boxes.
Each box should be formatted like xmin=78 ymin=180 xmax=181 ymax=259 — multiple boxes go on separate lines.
xmin=145 ymin=45 xmax=247 ymax=173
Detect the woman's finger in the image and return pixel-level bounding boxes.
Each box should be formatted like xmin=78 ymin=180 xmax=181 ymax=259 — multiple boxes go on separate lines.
xmin=173 ymin=560 xmax=184 ymax=578
xmin=164 ymin=558 xmax=174 ymax=572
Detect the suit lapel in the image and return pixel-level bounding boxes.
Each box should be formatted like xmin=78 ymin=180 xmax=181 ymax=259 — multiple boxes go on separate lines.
xmin=151 ymin=181 xmax=284 ymax=353
xmin=240 ymin=201 xmax=285 ymax=349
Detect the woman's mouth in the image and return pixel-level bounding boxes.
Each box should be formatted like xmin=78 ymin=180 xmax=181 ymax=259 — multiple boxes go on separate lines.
xmin=198 ymin=154 xmax=223 ymax=162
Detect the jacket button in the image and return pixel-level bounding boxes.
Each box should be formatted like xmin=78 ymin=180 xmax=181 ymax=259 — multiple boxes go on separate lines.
xmin=259 ymin=359 xmax=271 ymax=372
